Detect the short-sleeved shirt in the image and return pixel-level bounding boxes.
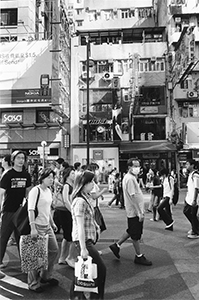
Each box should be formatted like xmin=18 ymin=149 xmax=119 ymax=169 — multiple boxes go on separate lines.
xmin=0 ymin=168 xmax=31 ymax=212
xmin=163 ymin=176 xmax=174 ymax=199
xmin=122 ymin=172 xmax=144 ymax=218
xmin=185 ymin=171 xmax=199 ymax=205
xmin=28 ymin=186 xmax=52 ymax=226
xmin=71 ymin=195 xmax=98 ymax=243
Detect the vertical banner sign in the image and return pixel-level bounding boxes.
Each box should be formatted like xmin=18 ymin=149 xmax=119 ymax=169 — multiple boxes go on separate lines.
xmin=112 ymin=77 xmax=122 ymax=141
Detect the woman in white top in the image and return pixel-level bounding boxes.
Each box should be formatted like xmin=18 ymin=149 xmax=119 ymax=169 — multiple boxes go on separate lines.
xmin=27 ymin=168 xmax=59 ymax=293
xmin=158 ymin=168 xmax=174 ymax=231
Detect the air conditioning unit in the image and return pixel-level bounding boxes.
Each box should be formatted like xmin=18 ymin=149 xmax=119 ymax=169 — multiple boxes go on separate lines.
xmin=82 ymin=71 xmax=92 ymax=80
xmin=187 ymin=91 xmax=198 ymax=98
xmin=103 ymin=72 xmax=113 ymax=81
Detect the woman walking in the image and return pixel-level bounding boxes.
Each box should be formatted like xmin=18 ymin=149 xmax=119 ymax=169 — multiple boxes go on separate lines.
xmin=27 ymin=168 xmax=59 ymax=293
xmin=70 ymin=170 xmax=106 ymax=300
xmin=58 ymin=166 xmax=76 ymax=267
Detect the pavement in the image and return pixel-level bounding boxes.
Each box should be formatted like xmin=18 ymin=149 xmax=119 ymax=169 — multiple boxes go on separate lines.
xmin=1 ymin=188 xmax=199 ymax=300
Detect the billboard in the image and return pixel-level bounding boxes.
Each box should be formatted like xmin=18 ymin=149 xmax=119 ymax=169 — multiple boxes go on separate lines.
xmin=0 ymin=40 xmax=52 ymax=107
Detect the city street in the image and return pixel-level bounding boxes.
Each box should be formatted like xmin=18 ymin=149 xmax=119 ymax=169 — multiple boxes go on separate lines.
xmin=1 ymin=189 xmax=199 ymax=300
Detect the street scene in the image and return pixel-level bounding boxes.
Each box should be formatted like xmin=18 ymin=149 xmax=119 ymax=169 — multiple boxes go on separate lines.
xmin=1 ymin=0 xmax=199 ymax=300
xmin=1 ymin=190 xmax=199 ymax=300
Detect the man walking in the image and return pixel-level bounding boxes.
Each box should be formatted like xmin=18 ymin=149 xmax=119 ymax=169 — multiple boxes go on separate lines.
xmin=0 ymin=151 xmax=31 ymax=268
xmin=183 ymin=159 xmax=199 ymax=239
xmin=109 ymin=158 xmax=152 ymax=266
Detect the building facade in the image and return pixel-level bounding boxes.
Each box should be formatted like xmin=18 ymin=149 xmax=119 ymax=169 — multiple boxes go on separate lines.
xmin=0 ymin=0 xmax=71 ymax=177
xmin=167 ymin=0 xmax=199 ymax=186
xmin=70 ymin=0 xmax=176 ymax=176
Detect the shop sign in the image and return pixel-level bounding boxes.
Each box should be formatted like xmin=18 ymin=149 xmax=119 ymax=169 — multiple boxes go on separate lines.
xmin=2 ymin=112 xmax=23 ymax=123
xmin=93 ymin=150 xmax=103 ymax=160
xmin=89 ymin=119 xmax=109 ymax=125
xmin=140 ymin=106 xmax=158 ymax=114
xmin=29 ymin=149 xmax=39 ymax=156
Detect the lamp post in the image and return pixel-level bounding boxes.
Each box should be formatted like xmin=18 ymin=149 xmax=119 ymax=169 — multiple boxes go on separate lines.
xmin=41 ymin=140 xmax=47 ymax=168
xmin=86 ymin=37 xmax=90 ymax=165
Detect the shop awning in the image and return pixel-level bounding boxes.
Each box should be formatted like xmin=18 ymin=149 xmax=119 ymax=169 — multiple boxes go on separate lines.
xmin=120 ymin=141 xmax=176 ymax=153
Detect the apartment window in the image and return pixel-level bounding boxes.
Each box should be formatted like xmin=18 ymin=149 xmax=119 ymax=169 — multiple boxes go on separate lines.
xmin=121 ymin=9 xmax=134 ymax=19
xmin=139 ymin=59 xmax=165 ymax=72
xmin=77 ymin=9 xmax=83 ymax=15
xmin=104 ymin=11 xmax=111 ymax=20
xmin=0 ymin=8 xmax=18 ymax=26
xmin=77 ymin=21 xmax=83 ymax=27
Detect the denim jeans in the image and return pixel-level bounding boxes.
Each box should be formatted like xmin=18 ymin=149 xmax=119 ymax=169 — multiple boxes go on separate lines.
xmin=28 ymin=224 xmax=59 ymax=290
xmin=0 ymin=211 xmax=20 ymax=264
xmin=158 ymin=197 xmax=173 ymax=226
xmin=70 ymin=240 xmax=106 ymax=299
xmin=183 ymin=202 xmax=199 ymax=234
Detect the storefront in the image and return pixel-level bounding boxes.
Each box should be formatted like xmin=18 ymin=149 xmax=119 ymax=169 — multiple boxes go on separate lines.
xmin=73 ymin=145 xmax=119 ymax=183
xmin=119 ymin=141 xmax=176 ymax=174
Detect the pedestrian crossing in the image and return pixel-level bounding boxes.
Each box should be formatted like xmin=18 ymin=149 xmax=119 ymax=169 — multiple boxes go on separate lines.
xmin=0 ymin=273 xmax=28 ymax=299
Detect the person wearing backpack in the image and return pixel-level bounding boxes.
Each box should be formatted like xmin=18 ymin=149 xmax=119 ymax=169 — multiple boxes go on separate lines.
xmin=158 ymin=168 xmax=174 ymax=231
xmin=183 ymin=159 xmax=199 ymax=239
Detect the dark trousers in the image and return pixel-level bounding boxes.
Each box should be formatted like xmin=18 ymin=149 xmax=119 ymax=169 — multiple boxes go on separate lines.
xmin=0 ymin=212 xmax=20 ymax=263
xmin=183 ymin=202 xmax=199 ymax=234
xmin=70 ymin=240 xmax=106 ymax=300
xmin=157 ymin=197 xmax=173 ymax=226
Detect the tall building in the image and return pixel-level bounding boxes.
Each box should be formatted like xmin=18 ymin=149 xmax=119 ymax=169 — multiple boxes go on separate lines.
xmin=0 ymin=0 xmax=71 ymax=176
xmin=167 ymin=0 xmax=199 ymax=186
xmin=70 ymin=0 xmax=176 ymax=175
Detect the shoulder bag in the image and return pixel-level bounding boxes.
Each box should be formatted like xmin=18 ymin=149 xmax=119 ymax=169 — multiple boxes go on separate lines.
xmin=94 ymin=199 xmax=106 ymax=233
xmin=12 ymin=187 xmax=40 ymax=236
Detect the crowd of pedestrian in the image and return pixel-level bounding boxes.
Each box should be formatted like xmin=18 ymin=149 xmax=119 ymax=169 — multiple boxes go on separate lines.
xmin=0 ymin=152 xmax=199 ymax=299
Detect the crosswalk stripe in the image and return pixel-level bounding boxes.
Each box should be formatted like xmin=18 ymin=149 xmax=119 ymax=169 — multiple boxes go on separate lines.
xmin=0 ymin=285 xmax=23 ymax=297
xmin=1 ymin=275 xmax=28 ymax=289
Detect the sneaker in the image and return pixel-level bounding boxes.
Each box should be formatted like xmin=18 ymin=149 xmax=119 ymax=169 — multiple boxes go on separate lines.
xmin=150 ymin=218 xmax=157 ymax=222
xmin=40 ymin=278 xmax=59 ymax=286
xmin=29 ymin=286 xmax=44 ymax=293
xmin=165 ymin=225 xmax=173 ymax=231
xmin=187 ymin=233 xmax=199 ymax=239
xmin=65 ymin=258 xmax=75 ymax=268
xmin=134 ymin=254 xmax=152 ymax=266
xmin=187 ymin=229 xmax=194 ymax=235
xmin=109 ymin=243 xmax=120 ymax=259
xmin=165 ymin=221 xmax=175 ymax=228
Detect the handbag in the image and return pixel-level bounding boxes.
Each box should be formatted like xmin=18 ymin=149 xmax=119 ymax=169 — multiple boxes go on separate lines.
xmin=20 ymin=234 xmax=48 ymax=273
xmin=12 ymin=187 xmax=40 ymax=236
xmin=52 ymin=189 xmax=66 ymax=210
xmin=74 ymin=256 xmax=98 ymax=293
xmin=94 ymin=199 xmax=106 ymax=233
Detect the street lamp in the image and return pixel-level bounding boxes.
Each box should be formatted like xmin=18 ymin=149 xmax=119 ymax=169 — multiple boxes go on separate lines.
xmin=41 ymin=140 xmax=47 ymax=168
xmin=86 ymin=37 xmax=91 ymax=165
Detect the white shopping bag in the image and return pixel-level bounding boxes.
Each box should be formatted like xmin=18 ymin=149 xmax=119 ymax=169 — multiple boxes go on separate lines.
xmin=74 ymin=256 xmax=98 ymax=293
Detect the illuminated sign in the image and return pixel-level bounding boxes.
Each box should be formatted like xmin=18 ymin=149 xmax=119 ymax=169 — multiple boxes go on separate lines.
xmin=2 ymin=112 xmax=23 ymax=123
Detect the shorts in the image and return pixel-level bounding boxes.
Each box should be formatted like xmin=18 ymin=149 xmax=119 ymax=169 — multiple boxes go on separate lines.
xmin=126 ymin=216 xmax=143 ymax=241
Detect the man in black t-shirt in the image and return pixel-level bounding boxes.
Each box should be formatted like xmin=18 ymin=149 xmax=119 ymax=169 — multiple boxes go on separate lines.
xmin=0 ymin=150 xmax=31 ymax=268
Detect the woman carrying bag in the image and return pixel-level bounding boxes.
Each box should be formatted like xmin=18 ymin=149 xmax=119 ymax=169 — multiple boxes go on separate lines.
xmin=70 ymin=170 xmax=106 ymax=300
xmin=27 ymin=168 xmax=59 ymax=293
xmin=58 ymin=166 xmax=76 ymax=267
